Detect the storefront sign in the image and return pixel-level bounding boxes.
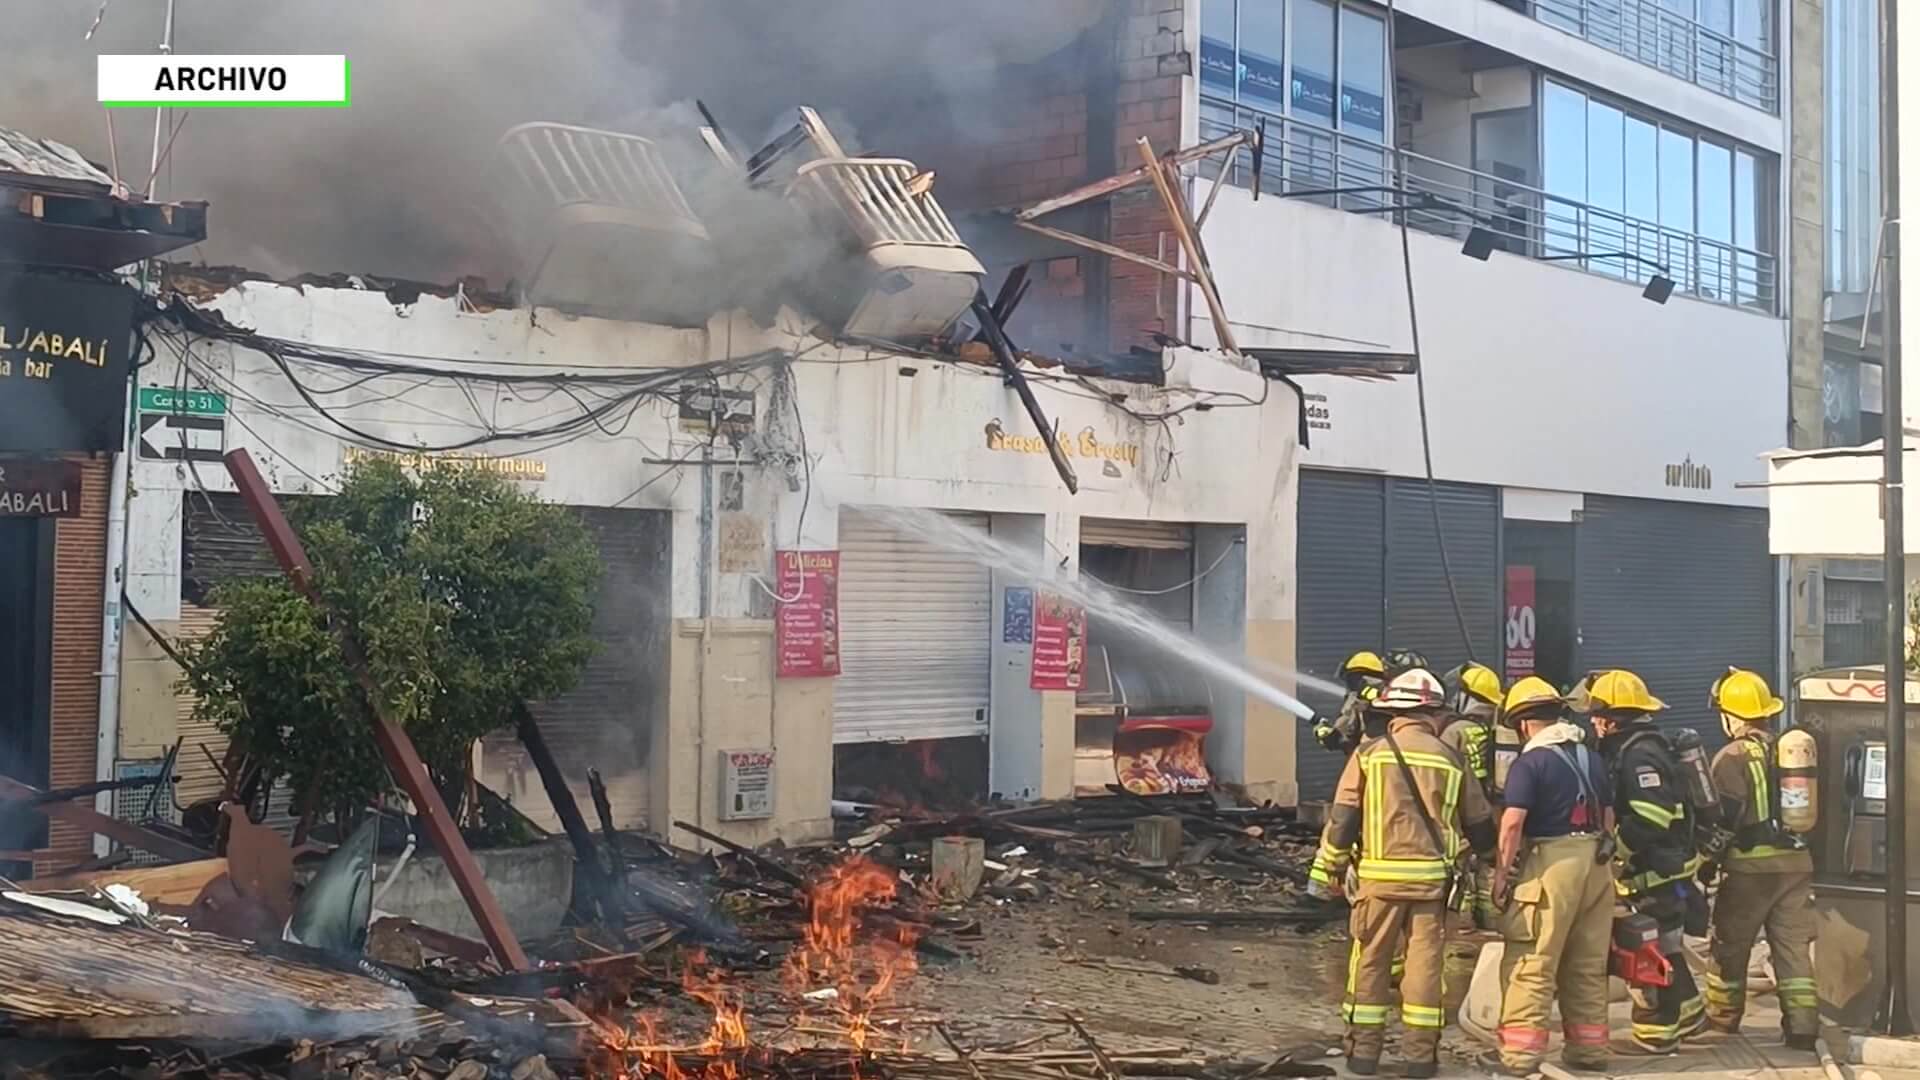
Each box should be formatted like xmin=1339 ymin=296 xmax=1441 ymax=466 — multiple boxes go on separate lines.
xmin=1663 ymin=455 xmax=1713 ymax=491
xmin=1030 ymin=591 xmax=1087 ymax=691
xmin=343 ymin=445 xmax=548 ymax=482
xmin=984 ymin=420 xmax=1139 ymax=469
xmin=0 ymin=459 xmax=83 ymax=518
xmin=775 ymin=550 xmax=840 ymax=678
xmin=1504 ymin=565 xmax=1536 ymax=681
xmin=0 ymin=272 xmax=138 ymax=453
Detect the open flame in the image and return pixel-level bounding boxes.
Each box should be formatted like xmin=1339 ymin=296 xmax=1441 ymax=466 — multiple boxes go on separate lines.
xmin=589 ymin=855 xmax=919 ymax=1079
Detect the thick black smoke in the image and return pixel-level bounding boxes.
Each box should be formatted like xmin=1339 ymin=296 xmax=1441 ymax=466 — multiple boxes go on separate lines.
xmin=3 ymin=0 xmax=1109 ymax=283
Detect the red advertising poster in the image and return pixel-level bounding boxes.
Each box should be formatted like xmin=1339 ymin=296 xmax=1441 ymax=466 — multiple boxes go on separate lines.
xmin=1030 ymin=590 xmax=1088 ymax=691
xmin=1504 ymin=565 xmax=1537 ymax=682
xmin=776 ymin=550 xmax=840 ymax=678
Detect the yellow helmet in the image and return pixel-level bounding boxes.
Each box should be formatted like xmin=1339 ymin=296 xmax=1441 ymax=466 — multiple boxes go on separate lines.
xmin=1341 ymin=651 xmax=1387 ymax=678
xmin=1501 ymin=675 xmax=1563 ymax=721
xmin=1711 ymin=667 xmax=1783 ymax=722
xmin=1456 ymin=663 xmax=1503 ymax=707
xmin=1581 ymin=669 xmax=1666 ymax=715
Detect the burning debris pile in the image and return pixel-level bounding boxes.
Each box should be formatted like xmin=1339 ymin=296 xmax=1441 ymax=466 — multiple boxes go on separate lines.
xmin=0 ymin=830 xmax=1336 ymax=1080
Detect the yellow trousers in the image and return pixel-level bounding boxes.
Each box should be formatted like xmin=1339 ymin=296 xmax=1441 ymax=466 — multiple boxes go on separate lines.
xmin=1497 ymin=836 xmax=1615 ymax=1071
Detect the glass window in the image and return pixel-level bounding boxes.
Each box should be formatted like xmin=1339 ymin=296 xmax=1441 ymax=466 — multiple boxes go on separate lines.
xmin=1734 ymin=0 xmax=1773 ymax=53
xmin=1340 ymin=8 xmax=1387 ymax=142
xmin=1659 ymin=127 xmax=1695 ymax=232
xmin=1290 ymin=0 xmax=1338 ymax=126
xmin=1700 ymin=0 xmax=1733 ymax=35
xmin=1734 ymin=148 xmax=1760 ymax=249
xmin=1622 ymin=117 xmax=1660 ymax=279
xmin=1241 ymin=1 xmax=1287 ymax=108
xmin=1698 ymin=141 xmax=1733 ymax=243
xmin=1201 ymin=0 xmax=1238 ymax=96
xmin=1542 ymin=82 xmax=1588 ymax=253
xmin=1586 ymin=100 xmax=1626 ymax=265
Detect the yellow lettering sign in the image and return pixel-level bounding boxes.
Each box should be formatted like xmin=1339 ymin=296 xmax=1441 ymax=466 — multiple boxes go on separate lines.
xmin=343 ymin=445 xmax=548 ymax=481
xmin=983 ymin=420 xmax=1138 ymax=469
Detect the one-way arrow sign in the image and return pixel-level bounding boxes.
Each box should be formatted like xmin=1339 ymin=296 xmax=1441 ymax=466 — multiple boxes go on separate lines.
xmin=138 ymin=412 xmax=225 ymax=462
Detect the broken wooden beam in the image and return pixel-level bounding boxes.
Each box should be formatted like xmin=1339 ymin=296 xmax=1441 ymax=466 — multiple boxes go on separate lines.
xmin=971 ymin=296 xmax=1078 ymax=494
xmin=672 ymin=819 xmax=808 ymax=891
xmin=223 ymin=448 xmax=529 ymax=972
xmin=19 ymin=857 xmax=229 ymax=906
xmin=513 ymin=701 xmax=621 ymax=919
xmin=0 ymin=774 xmax=208 ymax=864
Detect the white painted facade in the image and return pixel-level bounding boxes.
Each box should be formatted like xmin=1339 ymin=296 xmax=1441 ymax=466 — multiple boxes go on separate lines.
xmin=119 ymin=278 xmax=1303 ymax=843
xmin=1197 ymin=188 xmax=1788 ymax=507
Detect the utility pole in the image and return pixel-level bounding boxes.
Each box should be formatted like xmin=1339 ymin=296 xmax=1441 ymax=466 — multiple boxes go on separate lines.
xmin=1881 ymin=0 xmax=1911 ymax=1036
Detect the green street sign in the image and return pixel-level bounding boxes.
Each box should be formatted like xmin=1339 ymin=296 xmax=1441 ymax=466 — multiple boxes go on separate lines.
xmin=137 ymin=387 xmax=226 ymax=417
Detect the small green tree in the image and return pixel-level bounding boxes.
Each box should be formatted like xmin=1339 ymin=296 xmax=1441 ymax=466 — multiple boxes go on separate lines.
xmin=182 ymin=459 xmax=600 ymax=823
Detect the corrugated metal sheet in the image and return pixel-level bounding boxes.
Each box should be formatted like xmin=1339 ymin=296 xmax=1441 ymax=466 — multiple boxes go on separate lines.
xmin=170 ymin=604 xmax=227 ymax=807
xmin=490 ymin=506 xmax=669 ymax=832
xmin=1385 ymin=478 xmax=1502 ymax=674
xmin=181 ymin=493 xmax=281 ymax=604
xmin=41 ymin=457 xmax=109 ymax=876
xmin=0 ymin=128 xmax=113 ymax=191
xmin=1574 ymin=496 xmax=1775 ymax=746
xmin=1079 ymin=518 xmax=1193 ymax=550
xmin=1294 ymin=470 xmax=1386 ymax=800
xmin=835 ymin=510 xmax=991 ymax=743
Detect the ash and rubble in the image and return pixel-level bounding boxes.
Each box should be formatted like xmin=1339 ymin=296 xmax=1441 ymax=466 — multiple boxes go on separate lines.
xmin=0 ymin=778 xmax=1354 ymax=1080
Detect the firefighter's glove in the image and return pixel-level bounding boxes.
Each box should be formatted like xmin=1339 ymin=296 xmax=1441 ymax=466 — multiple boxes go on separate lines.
xmin=1306 ymin=876 xmax=1341 ymax=903
xmin=1313 ymin=720 xmax=1342 ymax=752
xmin=1697 ymin=861 xmax=1720 ymax=887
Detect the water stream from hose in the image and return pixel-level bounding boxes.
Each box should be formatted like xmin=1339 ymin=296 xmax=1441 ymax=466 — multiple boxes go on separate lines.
xmin=861 ymin=507 xmax=1343 ymax=722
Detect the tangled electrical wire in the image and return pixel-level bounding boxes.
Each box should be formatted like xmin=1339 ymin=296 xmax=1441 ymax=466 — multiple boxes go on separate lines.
xmin=154 ymin=297 xmax=799 ymax=456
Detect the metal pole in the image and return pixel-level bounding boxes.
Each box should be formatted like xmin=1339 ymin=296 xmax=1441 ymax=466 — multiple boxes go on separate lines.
xmin=147 ymin=0 xmax=177 ymax=189
xmin=1881 ymin=0 xmax=1910 ymax=1034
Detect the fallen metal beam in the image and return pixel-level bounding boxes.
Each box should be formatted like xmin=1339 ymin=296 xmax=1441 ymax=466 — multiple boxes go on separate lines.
xmin=0 ymin=774 xmax=208 ymax=864
xmin=971 ymin=296 xmax=1079 ymax=494
xmin=222 ymin=448 xmax=529 ymax=972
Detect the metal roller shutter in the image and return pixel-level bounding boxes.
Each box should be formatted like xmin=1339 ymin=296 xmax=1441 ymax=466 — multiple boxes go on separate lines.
xmin=1079 ymin=518 xmax=1192 ymax=550
xmin=835 ymin=510 xmax=992 ymax=744
xmin=170 ymin=604 xmax=227 ymax=807
xmin=1574 ymin=496 xmax=1774 ymax=745
xmin=1294 ymin=470 xmax=1386 ymax=800
xmin=1385 ymin=478 xmax=1502 ymax=675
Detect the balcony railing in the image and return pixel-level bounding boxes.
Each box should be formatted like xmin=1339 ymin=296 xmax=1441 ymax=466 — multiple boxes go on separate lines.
xmin=788 ymin=158 xmax=974 ymax=254
xmin=1519 ymin=0 xmax=1777 ymax=112
xmin=494 ymin=123 xmax=706 ymax=242
xmin=1200 ymin=98 xmax=1776 ymax=312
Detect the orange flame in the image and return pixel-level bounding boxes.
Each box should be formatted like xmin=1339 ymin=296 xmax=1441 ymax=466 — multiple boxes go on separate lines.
xmin=584 ymin=856 xmax=919 ymax=1079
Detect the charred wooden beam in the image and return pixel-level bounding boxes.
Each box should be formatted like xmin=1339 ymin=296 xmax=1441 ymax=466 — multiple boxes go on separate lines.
xmin=970 ymin=296 xmax=1078 ymax=494
xmin=222 ymin=448 xmax=529 ymax=972
xmin=0 ymin=774 xmax=207 ymax=864
xmin=512 ymin=701 xmax=621 ymax=919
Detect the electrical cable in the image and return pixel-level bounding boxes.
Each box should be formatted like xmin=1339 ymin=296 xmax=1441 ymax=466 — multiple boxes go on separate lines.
xmin=1384 ymin=0 xmax=1479 ymax=663
xmin=1082 ymin=539 xmax=1239 ymax=595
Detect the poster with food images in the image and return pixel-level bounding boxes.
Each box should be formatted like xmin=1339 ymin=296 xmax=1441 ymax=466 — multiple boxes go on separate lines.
xmin=1030 ymin=590 xmax=1086 ymax=691
xmin=775 ymin=550 xmax=840 ymax=678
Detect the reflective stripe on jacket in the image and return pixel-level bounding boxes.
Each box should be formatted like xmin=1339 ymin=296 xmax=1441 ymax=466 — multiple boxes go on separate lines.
xmin=1709 ymin=731 xmax=1813 ymax=873
xmin=1314 ymin=714 xmax=1495 ymax=899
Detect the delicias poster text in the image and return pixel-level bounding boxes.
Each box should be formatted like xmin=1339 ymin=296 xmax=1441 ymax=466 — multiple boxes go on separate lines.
xmin=775 ymin=549 xmax=840 ymax=678
xmin=1030 ymin=590 xmax=1087 ymax=691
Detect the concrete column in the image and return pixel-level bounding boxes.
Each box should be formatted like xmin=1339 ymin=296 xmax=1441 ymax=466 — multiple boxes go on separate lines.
xmin=986 ymin=512 xmax=1050 ymax=800
xmin=1192 ymin=525 xmax=1250 ymax=784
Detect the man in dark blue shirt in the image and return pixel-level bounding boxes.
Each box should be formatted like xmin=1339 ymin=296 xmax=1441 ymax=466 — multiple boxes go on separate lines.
xmin=1486 ymin=677 xmax=1617 ymax=1075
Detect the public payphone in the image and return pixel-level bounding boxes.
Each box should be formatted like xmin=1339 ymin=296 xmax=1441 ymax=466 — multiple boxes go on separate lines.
xmin=1842 ymin=739 xmax=1889 ymax=876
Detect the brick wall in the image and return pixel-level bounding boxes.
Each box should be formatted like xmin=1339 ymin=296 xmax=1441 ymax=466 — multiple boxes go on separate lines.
xmin=1108 ymin=0 xmax=1190 ymax=353
xmin=37 ymin=455 xmax=107 ymax=876
xmin=848 ymin=0 xmax=1192 ymax=360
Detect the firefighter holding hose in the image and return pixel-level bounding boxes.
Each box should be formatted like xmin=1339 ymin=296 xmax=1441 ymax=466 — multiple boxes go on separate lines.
xmin=1307 ymin=667 xmax=1495 ymax=1079
xmin=1700 ymin=668 xmax=1820 ymax=1050
xmin=1316 ymin=650 xmax=1388 ymax=753
xmin=1581 ymin=669 xmax=1711 ymax=1054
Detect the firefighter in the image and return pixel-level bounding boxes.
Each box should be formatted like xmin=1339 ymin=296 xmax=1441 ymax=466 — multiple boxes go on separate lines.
xmin=1486 ymin=676 xmax=1616 ymax=1075
xmin=1583 ymin=669 xmax=1709 ymax=1054
xmin=1316 ymin=651 xmax=1388 ymax=753
xmin=1701 ymin=668 xmax=1819 ymax=1050
xmin=1440 ymin=662 xmax=1502 ymax=926
xmin=1307 ymin=668 xmax=1496 ymax=1078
